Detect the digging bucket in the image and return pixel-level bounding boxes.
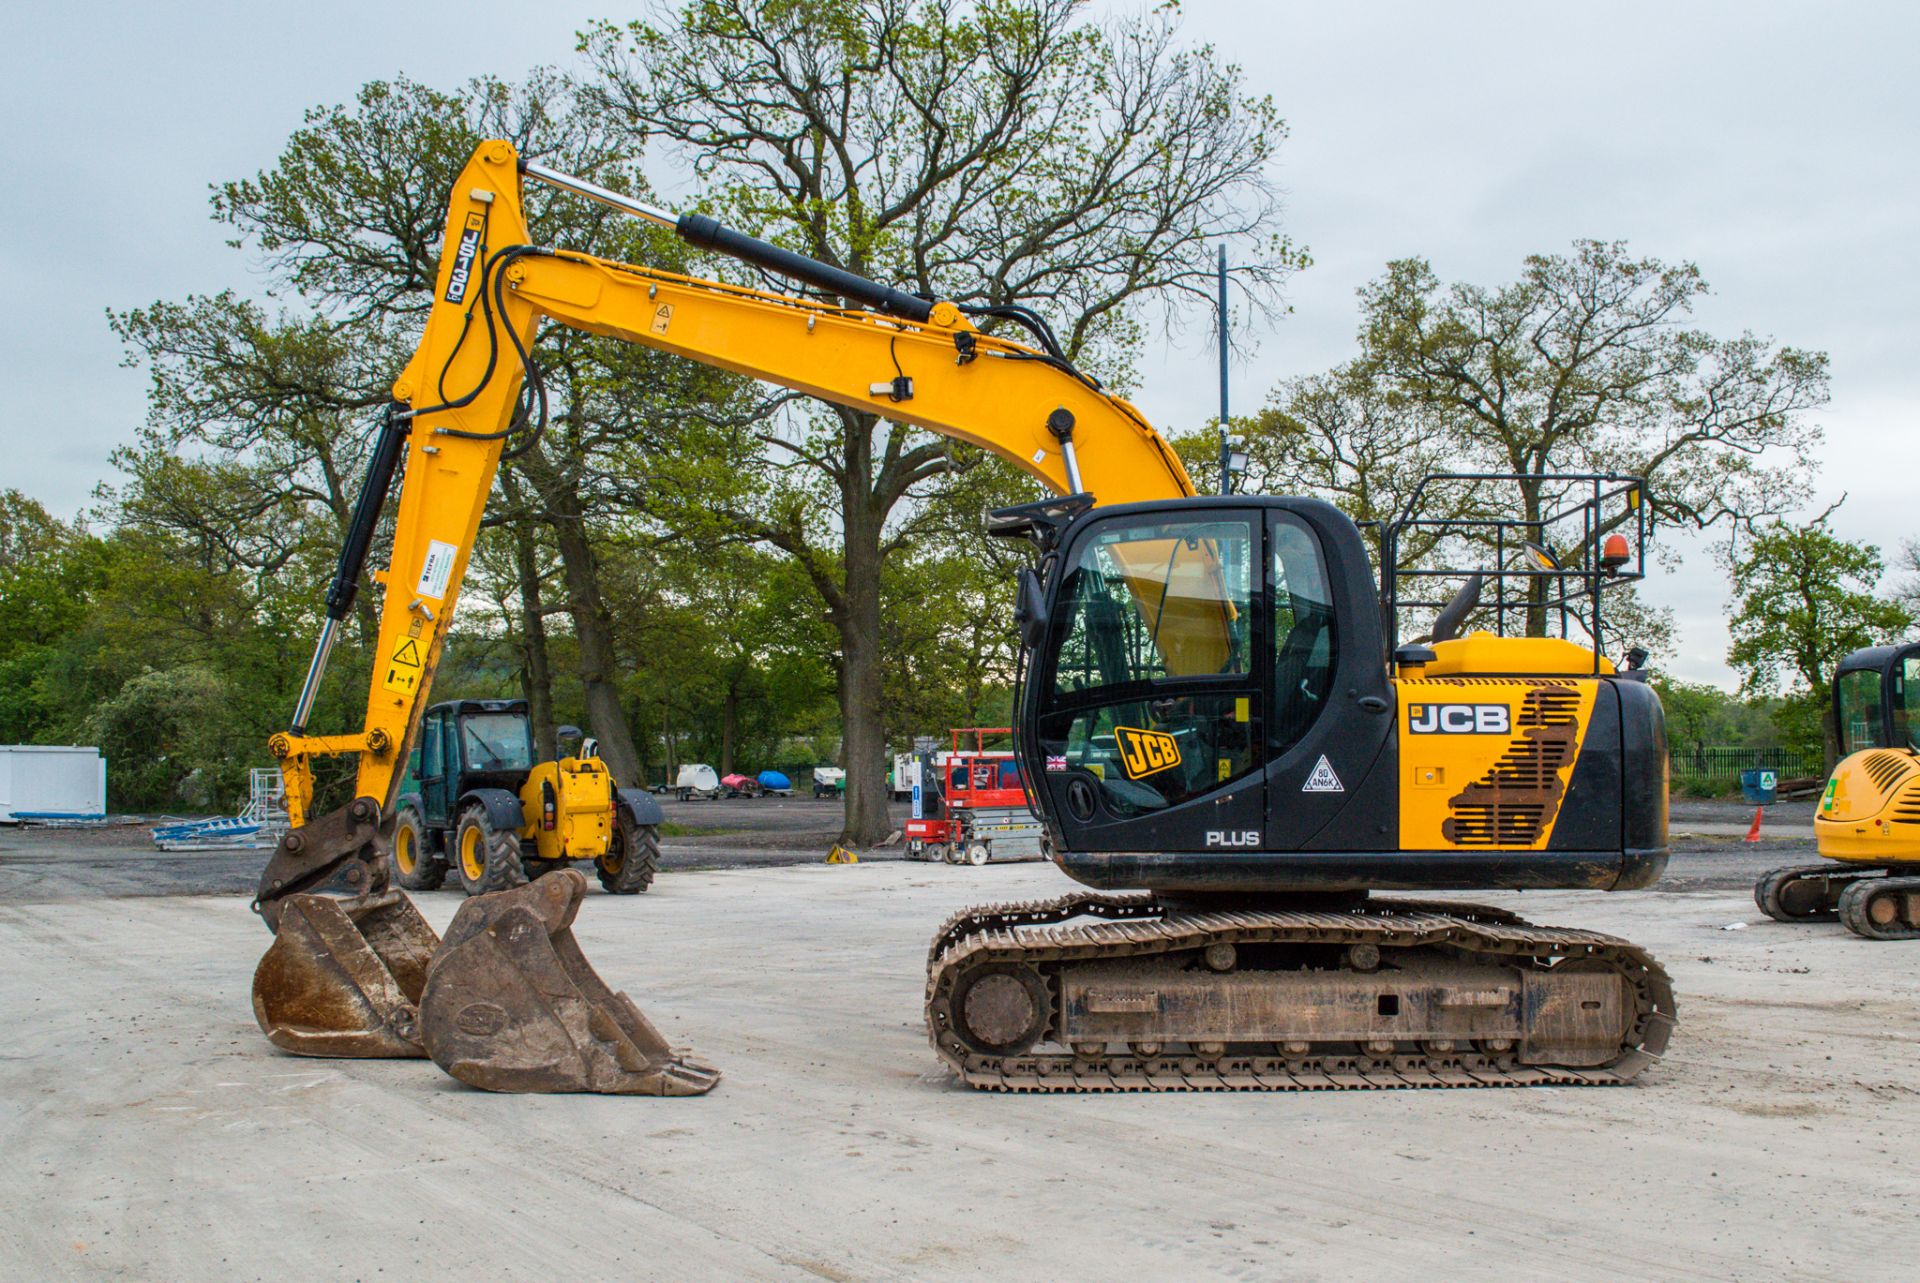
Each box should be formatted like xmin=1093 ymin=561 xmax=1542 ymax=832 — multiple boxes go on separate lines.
xmin=418 ymin=869 xmax=720 ymax=1095
xmin=252 ymin=889 xmax=440 ymax=1057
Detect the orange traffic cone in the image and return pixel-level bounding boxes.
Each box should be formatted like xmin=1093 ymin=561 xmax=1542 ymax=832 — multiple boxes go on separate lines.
xmin=1743 ymin=807 xmax=1764 ymax=843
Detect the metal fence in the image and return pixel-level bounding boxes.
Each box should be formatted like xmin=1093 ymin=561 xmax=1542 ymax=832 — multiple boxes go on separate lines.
xmin=1670 ymin=745 xmax=1823 ymax=782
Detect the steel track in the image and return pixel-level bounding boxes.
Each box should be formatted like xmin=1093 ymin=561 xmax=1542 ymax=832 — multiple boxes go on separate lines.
xmin=925 ymin=892 xmax=1676 ymax=1092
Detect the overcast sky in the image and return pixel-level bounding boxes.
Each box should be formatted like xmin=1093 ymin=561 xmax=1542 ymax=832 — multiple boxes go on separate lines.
xmin=4 ymin=1 xmax=1914 ymax=688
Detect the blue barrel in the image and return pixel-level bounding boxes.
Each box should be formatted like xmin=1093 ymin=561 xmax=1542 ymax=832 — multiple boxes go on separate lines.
xmin=1739 ymin=769 xmax=1778 ymax=805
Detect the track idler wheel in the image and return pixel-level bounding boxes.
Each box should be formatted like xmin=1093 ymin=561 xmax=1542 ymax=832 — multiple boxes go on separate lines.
xmin=252 ymin=889 xmax=440 ymax=1057
xmin=949 ymin=962 xmax=1052 ymax=1057
xmin=418 ymin=869 xmax=720 ymax=1095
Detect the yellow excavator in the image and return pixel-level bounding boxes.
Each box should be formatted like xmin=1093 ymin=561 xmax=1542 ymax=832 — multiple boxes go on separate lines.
xmin=1757 ymin=643 xmax=1920 ymax=938
xmin=252 ymin=139 xmax=1676 ymax=1094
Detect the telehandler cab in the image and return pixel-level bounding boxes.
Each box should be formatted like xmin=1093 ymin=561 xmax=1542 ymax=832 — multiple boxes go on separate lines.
xmin=390 ymin=698 xmax=662 ymax=897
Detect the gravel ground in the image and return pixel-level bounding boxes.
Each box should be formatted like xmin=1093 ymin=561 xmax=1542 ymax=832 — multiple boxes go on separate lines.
xmin=2 ymin=859 xmax=1914 ymax=1281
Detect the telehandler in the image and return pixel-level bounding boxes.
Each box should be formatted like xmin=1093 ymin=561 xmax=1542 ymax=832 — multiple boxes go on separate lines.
xmin=390 ymin=698 xmax=659 ymax=897
xmin=250 ymin=140 xmax=1675 ymax=1094
xmin=1757 ymin=642 xmax=1920 ymax=938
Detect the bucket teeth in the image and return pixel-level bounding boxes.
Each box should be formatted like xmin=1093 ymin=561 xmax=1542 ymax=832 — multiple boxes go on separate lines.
xmin=252 ymin=889 xmax=440 ymax=1058
xmin=418 ymin=869 xmax=720 ymax=1095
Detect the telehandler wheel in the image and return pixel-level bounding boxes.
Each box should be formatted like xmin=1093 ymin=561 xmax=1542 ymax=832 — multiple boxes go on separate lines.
xmin=391 ymin=805 xmax=448 ymax=891
xmin=597 ymin=811 xmax=660 ymax=895
xmin=453 ymin=806 xmax=528 ymax=897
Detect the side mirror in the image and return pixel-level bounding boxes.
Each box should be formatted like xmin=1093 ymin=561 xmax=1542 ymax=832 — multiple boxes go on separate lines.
xmin=1014 ymin=568 xmax=1050 ymax=649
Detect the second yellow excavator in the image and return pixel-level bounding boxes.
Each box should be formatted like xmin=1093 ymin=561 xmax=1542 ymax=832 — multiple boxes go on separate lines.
xmin=1756 ymin=643 xmax=1920 ymax=939
xmin=250 ymin=141 xmax=1676 ymax=1094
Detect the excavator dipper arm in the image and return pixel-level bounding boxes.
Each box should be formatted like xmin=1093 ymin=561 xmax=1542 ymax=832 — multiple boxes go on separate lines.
xmin=250 ymin=139 xmax=1195 ymax=1088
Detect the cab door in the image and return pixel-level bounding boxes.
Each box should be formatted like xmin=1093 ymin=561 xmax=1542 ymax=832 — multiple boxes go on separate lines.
xmin=1893 ymin=644 xmax=1920 ymax=753
xmin=418 ymin=707 xmax=453 ymax=827
xmin=1032 ymin=510 xmax=1266 ymax=852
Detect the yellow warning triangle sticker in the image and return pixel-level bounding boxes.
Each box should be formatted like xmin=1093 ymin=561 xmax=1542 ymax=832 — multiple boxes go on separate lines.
xmin=390 ymin=638 xmax=423 ymax=668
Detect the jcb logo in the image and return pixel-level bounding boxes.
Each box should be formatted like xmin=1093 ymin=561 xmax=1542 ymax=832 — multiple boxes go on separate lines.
xmin=1408 ymin=703 xmax=1511 ymax=735
xmin=1114 ymin=726 xmax=1181 ymax=779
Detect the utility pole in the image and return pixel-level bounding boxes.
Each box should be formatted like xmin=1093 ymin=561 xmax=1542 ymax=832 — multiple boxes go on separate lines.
xmin=1217 ymin=244 xmax=1231 ymax=495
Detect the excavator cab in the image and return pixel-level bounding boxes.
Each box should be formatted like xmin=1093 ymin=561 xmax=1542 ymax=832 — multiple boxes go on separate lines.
xmin=1759 ymin=642 xmax=1920 ymax=939
xmin=1007 ymin=485 xmax=1667 ymax=895
xmin=1831 ymin=644 xmax=1920 ymax=759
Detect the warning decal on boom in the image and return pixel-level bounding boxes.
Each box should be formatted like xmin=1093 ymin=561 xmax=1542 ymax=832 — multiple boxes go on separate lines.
xmin=382 ymin=636 xmax=424 ymax=696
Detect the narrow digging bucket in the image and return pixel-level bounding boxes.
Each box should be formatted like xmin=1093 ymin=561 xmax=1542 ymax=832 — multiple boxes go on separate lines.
xmin=418 ymin=869 xmax=720 ymax=1095
xmin=252 ymin=889 xmax=441 ymax=1057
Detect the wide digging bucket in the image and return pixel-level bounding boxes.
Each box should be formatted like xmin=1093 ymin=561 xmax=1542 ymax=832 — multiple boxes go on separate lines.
xmin=252 ymin=889 xmax=441 ymax=1057
xmin=418 ymin=869 xmax=720 ymax=1095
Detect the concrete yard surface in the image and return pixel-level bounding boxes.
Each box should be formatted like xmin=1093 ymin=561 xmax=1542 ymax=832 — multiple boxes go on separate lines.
xmin=2 ymin=861 xmax=1916 ymax=1281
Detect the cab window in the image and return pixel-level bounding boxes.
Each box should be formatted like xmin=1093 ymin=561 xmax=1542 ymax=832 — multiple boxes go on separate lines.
xmin=1837 ymin=669 xmax=1885 ymax=756
xmin=1896 ymin=654 xmax=1919 ymax=751
xmin=1050 ymin=517 xmax=1252 ymax=694
xmin=1040 ymin=515 xmax=1258 ymax=816
xmin=420 ymin=715 xmax=444 ymax=779
xmin=1271 ymin=515 xmax=1336 ymax=755
xmin=460 ymin=713 xmax=535 ymax=772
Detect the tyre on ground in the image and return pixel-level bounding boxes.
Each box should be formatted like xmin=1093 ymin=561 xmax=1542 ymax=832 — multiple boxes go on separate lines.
xmin=597 ymin=808 xmax=660 ymax=894
xmin=391 ymin=803 xmax=447 ymax=891
xmin=453 ymin=805 xmax=529 ymax=896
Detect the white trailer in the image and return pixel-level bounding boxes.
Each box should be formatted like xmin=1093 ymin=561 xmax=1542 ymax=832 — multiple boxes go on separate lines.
xmin=0 ymin=746 xmax=107 ymax=823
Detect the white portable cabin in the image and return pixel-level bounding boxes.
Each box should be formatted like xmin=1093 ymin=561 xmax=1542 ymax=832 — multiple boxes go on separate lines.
xmin=0 ymin=746 xmax=107 ymax=822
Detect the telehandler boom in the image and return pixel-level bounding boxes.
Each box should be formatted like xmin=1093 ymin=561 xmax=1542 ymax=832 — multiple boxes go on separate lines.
xmin=253 ymin=140 xmax=1675 ymax=1094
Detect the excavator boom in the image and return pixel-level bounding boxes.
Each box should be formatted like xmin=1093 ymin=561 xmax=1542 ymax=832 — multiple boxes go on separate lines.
xmin=251 ymin=139 xmax=1198 ymax=1089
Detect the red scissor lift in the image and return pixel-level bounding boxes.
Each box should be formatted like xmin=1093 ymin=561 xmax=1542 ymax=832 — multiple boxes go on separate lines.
xmin=903 ymin=727 xmax=1046 ymax=865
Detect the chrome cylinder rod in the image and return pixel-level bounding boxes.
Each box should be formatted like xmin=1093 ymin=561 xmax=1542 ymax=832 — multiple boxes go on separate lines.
xmin=290 ymin=617 xmax=339 ymax=735
xmin=520 ymin=161 xmax=678 ymax=229
xmin=1059 ymin=437 xmax=1085 ymax=493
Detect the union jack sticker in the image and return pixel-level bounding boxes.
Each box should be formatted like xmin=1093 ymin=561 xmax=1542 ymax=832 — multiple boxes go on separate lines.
xmin=1045 ymin=755 xmax=1068 ymax=772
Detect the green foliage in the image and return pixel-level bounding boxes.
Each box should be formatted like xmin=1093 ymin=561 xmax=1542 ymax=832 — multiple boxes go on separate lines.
xmin=1247 ymin=240 xmax=1831 ymax=646
xmin=81 ymin=666 xmax=257 ymax=811
xmin=0 ymin=493 xmax=104 ymax=742
xmin=1726 ymin=511 xmax=1913 ymax=761
xmin=1351 ymin=241 xmax=1829 ymax=534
